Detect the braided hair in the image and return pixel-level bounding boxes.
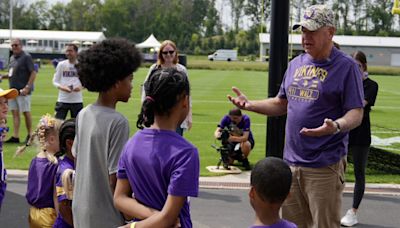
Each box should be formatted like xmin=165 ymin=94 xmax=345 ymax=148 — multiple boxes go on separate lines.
xmin=15 ymin=114 xmax=62 ymax=164
xmin=57 ymin=118 xmax=76 ymax=157
xmin=136 ymin=68 xmax=190 ymax=129
xmin=61 ymin=169 xmax=75 ymax=200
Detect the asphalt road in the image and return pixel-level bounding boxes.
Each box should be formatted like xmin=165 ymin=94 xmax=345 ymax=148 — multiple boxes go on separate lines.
xmin=1 ymin=176 xmax=400 ymax=228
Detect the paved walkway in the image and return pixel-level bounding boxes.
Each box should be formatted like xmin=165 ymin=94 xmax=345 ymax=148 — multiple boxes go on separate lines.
xmin=8 ymin=169 xmax=400 ymax=195
xmin=199 ymin=170 xmax=400 ymax=196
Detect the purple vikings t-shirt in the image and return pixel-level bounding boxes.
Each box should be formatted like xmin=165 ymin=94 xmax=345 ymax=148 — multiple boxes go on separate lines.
xmin=278 ymin=47 xmax=364 ymax=168
xmin=26 ymin=157 xmax=58 ymax=208
xmin=249 ymin=219 xmax=297 ymax=228
xmin=118 ymin=128 xmax=200 ymax=228
xmin=0 ymin=141 xmax=6 ymax=207
xmin=53 ymin=156 xmax=74 ymax=228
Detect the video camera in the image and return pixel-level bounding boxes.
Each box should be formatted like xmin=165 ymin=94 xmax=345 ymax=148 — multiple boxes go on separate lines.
xmin=212 ymin=124 xmax=243 ymax=170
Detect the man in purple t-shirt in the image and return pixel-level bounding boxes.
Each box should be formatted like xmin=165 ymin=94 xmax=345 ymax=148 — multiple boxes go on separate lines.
xmin=228 ymin=5 xmax=364 ymax=228
xmin=214 ymin=108 xmax=254 ymax=170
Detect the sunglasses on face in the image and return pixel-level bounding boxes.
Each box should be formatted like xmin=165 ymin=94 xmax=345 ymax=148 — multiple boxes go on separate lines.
xmin=162 ymin=50 xmax=175 ymax=55
xmin=11 ymin=44 xmax=19 ymax=47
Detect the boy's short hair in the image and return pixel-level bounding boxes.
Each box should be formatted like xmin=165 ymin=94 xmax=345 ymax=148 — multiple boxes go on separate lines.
xmin=77 ymin=38 xmax=142 ymax=92
xmin=229 ymin=108 xmax=242 ymax=116
xmin=251 ymin=157 xmax=292 ymax=203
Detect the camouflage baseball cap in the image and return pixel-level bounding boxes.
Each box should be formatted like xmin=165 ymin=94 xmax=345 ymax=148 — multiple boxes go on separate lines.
xmin=293 ymin=5 xmax=335 ymax=31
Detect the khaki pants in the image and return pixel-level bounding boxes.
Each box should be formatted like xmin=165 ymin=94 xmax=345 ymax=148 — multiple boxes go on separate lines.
xmin=282 ymin=157 xmax=346 ymax=228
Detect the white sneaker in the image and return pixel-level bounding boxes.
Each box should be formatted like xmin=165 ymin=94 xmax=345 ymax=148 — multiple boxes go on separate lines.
xmin=341 ymin=209 xmax=358 ymax=227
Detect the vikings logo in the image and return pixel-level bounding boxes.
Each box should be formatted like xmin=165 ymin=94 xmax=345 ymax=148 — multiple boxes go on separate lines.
xmin=304 ymin=8 xmax=315 ymax=19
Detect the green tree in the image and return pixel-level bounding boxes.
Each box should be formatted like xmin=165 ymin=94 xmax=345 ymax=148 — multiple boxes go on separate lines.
xmin=66 ymin=0 xmax=102 ymax=31
xmin=332 ymin=0 xmax=351 ymax=34
xmin=48 ymin=3 xmax=71 ymax=30
xmin=244 ymin=0 xmax=270 ymax=32
xmin=204 ymin=0 xmax=221 ymax=37
xmin=229 ymin=0 xmax=245 ymax=31
xmin=367 ymin=0 xmax=393 ymax=35
xmin=23 ymin=0 xmax=49 ymax=29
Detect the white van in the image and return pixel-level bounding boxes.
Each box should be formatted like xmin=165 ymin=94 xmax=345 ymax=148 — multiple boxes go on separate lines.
xmin=208 ymin=49 xmax=237 ymax=61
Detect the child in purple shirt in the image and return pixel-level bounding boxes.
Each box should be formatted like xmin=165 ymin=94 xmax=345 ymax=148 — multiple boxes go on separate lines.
xmin=53 ymin=118 xmax=76 ymax=228
xmin=249 ymin=157 xmax=297 ymax=228
xmin=115 ymin=68 xmax=199 ymax=228
xmin=0 ymin=88 xmax=18 ymax=211
xmin=16 ymin=114 xmax=62 ymax=227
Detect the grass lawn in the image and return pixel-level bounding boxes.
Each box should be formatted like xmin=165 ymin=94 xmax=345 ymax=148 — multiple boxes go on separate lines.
xmin=1 ymin=63 xmax=400 ymax=183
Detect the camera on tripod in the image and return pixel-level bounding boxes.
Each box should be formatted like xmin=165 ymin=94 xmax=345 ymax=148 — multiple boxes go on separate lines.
xmin=211 ymin=124 xmax=243 ymax=170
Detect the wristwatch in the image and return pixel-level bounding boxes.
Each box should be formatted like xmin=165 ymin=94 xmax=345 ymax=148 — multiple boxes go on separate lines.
xmin=25 ymin=85 xmax=30 ymax=89
xmin=333 ymin=121 xmax=341 ymax=134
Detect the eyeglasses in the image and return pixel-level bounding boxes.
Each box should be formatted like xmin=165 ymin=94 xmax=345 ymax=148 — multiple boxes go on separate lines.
xmin=162 ymin=50 xmax=175 ymax=55
xmin=11 ymin=44 xmax=19 ymax=47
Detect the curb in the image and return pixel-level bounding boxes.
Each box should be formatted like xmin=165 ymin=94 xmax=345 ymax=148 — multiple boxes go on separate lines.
xmin=7 ymin=169 xmax=400 ymax=195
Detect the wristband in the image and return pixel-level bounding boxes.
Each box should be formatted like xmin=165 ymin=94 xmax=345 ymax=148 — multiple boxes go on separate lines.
xmin=333 ymin=121 xmax=341 ymax=134
xmin=130 ymin=222 xmax=137 ymax=228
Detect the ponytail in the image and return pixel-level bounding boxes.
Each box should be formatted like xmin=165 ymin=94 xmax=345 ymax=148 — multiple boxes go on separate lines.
xmin=61 ymin=169 xmax=75 ymax=200
xmin=136 ymin=68 xmax=190 ymax=130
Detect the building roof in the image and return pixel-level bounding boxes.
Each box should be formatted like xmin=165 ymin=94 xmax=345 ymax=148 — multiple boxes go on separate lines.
xmin=259 ymin=33 xmax=400 ymax=48
xmin=0 ymin=29 xmax=106 ymax=42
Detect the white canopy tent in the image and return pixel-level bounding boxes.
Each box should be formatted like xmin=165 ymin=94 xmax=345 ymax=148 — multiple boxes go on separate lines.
xmin=136 ymin=34 xmax=161 ymax=49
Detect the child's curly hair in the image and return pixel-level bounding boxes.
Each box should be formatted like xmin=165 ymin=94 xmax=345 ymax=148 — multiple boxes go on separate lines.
xmin=77 ymin=38 xmax=142 ymax=92
xmin=15 ymin=114 xmax=62 ymax=164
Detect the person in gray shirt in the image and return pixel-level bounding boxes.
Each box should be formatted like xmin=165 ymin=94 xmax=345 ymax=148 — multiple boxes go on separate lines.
xmin=72 ymin=38 xmax=141 ymax=228
xmin=2 ymin=39 xmax=36 ymax=144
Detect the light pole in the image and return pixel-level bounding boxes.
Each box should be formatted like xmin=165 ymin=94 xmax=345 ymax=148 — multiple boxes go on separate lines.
xmin=266 ymin=0 xmax=289 ymax=158
xmin=9 ymin=0 xmax=13 ymax=41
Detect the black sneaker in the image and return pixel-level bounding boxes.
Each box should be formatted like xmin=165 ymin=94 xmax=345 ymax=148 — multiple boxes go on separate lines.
xmin=5 ymin=136 xmax=20 ymax=143
xmin=242 ymin=158 xmax=251 ymax=170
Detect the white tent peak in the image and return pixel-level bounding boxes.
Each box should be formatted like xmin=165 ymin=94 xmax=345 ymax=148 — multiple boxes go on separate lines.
xmin=137 ymin=34 xmax=161 ymax=49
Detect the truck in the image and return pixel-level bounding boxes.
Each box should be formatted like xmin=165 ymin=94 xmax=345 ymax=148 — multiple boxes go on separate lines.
xmin=208 ymin=49 xmax=237 ymax=61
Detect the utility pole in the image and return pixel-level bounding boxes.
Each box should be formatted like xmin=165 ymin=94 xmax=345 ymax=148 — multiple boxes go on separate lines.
xmin=266 ymin=0 xmax=289 ymax=158
xmin=9 ymin=0 xmax=13 ymax=41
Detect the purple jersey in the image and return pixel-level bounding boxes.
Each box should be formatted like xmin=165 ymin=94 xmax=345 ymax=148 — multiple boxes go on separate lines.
xmin=117 ymin=129 xmax=200 ymax=228
xmin=219 ymin=114 xmax=254 ymax=143
xmin=53 ymin=156 xmax=74 ymax=228
xmin=278 ymin=47 xmax=364 ymax=168
xmin=249 ymin=219 xmax=297 ymax=228
xmin=26 ymin=157 xmax=58 ymax=208
xmin=0 ymin=140 xmax=6 ymax=208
